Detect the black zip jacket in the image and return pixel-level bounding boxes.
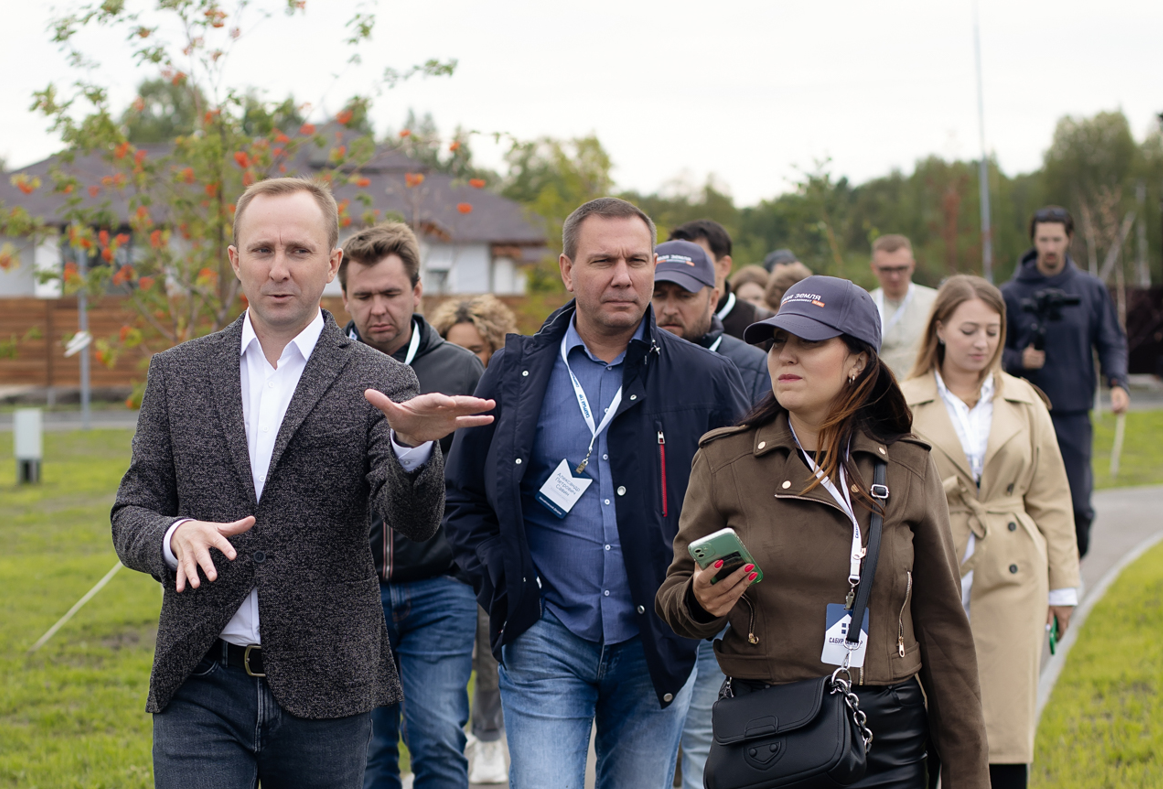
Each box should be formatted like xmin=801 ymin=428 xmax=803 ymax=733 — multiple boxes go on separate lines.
xmin=697 ymin=316 xmax=772 ymax=406
xmin=1000 ymin=251 xmax=1128 ymax=414
xmin=443 ymin=301 xmax=748 ymax=708
xmin=346 ymin=314 xmax=484 ymax=583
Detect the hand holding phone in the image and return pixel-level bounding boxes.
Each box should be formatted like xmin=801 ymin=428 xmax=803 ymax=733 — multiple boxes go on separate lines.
xmin=688 ymin=528 xmax=764 ymax=586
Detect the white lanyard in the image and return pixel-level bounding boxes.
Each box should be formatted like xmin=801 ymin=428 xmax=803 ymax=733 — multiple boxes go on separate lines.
xmin=874 ymin=283 xmax=915 ymax=333
xmin=348 ymin=319 xmax=420 ymax=365
xmin=789 ymin=422 xmax=863 ymax=587
xmin=708 ymin=336 xmax=723 ymax=353
xmin=560 ymin=334 xmax=622 ymax=475
xmin=715 ymin=292 xmax=736 ymax=321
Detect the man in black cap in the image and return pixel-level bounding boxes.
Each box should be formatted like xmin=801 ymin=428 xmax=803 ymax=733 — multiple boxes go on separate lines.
xmin=652 ymin=240 xmax=771 ymax=406
xmin=668 ymin=220 xmax=770 ymax=342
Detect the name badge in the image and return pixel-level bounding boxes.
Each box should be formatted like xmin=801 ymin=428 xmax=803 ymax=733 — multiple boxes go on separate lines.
xmin=821 ymin=603 xmax=869 ymax=668
xmin=534 ymin=459 xmax=593 ymax=519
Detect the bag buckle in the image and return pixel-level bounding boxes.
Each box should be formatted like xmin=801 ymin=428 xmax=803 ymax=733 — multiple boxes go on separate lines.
xmin=869 ymin=484 xmax=889 ymax=501
xmin=244 ymin=644 xmax=265 ymax=677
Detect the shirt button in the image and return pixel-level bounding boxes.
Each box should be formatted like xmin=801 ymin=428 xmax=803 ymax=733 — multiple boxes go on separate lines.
xmin=604 ymin=499 xmax=610 ymax=505
xmin=1008 ymin=522 xmax=1017 ymax=532
xmin=515 ymin=458 xmax=522 ymax=464
xmin=637 ymin=605 xmax=645 ymax=614
xmin=267 ymin=381 xmax=275 ymax=389
xmin=522 ymin=370 xmax=529 ymax=377
xmin=603 ymin=590 xmax=610 ymax=597
xmin=1009 ymin=564 xmax=1019 ymax=574
xmin=616 ymin=486 xmax=626 ymax=496
xmin=663 ymin=693 xmax=673 ymax=702
xmin=781 ymin=480 xmax=791 ymax=489
xmin=603 ymin=454 xmax=608 ymax=460
xmin=604 ymin=544 xmax=611 ymax=551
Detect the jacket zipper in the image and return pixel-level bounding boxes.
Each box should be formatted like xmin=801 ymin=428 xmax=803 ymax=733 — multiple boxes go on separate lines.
xmin=897 ymin=570 xmax=913 ymax=658
xmin=740 ymin=594 xmax=759 ymax=645
xmin=657 ymin=430 xmax=668 ymax=517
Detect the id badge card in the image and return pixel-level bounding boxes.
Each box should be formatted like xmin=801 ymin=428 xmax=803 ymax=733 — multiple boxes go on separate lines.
xmin=534 ymin=459 xmax=593 ymax=519
xmin=821 ymin=603 xmax=869 ymax=667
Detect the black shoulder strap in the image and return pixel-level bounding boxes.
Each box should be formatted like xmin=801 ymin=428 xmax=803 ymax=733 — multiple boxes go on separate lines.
xmin=846 ymin=459 xmax=887 ymax=644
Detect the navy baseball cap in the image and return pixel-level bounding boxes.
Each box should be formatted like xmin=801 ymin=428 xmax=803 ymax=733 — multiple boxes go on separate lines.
xmin=654 ymin=240 xmax=716 ymax=293
xmin=743 ymin=275 xmax=882 ymax=351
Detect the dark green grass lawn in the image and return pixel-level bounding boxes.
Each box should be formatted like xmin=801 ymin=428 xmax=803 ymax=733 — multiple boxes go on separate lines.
xmin=0 ymin=408 xmax=1159 ymax=785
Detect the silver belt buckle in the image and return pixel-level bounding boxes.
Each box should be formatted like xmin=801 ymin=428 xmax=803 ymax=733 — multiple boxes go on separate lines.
xmin=243 ymin=644 xmax=265 ymax=677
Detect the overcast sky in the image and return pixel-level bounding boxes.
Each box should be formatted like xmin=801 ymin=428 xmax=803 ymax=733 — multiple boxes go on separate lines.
xmin=2 ymin=0 xmax=1160 ymax=206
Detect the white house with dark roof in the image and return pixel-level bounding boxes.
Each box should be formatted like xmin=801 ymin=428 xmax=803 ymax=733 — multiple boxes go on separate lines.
xmin=0 ymin=133 xmax=547 ymax=298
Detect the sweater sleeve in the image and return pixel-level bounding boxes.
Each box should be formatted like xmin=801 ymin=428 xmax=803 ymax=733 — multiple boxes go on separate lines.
xmin=909 ymin=452 xmax=990 ymax=789
xmin=1092 ymin=280 xmax=1129 ymax=390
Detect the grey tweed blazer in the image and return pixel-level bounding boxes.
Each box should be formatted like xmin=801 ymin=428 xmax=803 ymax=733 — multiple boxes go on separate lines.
xmin=111 ymin=311 xmax=444 ymax=718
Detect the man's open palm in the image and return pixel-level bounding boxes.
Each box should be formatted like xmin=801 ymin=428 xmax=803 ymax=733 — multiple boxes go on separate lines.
xmin=365 ymin=390 xmax=495 ymax=447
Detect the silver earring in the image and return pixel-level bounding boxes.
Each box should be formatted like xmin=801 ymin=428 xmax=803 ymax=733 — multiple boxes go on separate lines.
xmin=848 ymin=373 xmax=857 ymax=383
xmin=938 ymin=337 xmax=945 ymax=346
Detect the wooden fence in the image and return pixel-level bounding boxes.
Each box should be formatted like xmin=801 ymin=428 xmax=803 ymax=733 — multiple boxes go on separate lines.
xmin=0 ymin=292 xmax=569 ymax=390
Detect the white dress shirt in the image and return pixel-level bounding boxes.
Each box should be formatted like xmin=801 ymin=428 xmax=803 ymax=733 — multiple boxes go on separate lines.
xmin=935 ymin=370 xmax=1077 ymax=614
xmin=163 ymin=309 xmax=433 ymax=646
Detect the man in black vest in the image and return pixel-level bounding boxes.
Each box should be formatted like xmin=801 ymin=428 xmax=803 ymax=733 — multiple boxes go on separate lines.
xmin=669 ymin=219 xmax=770 ymax=341
xmin=341 ymin=222 xmax=485 ymax=789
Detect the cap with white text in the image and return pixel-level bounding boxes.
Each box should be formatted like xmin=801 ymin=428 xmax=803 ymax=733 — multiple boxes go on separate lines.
xmin=653 ymin=240 xmax=716 ymax=293
xmin=743 ymin=275 xmax=882 ymax=351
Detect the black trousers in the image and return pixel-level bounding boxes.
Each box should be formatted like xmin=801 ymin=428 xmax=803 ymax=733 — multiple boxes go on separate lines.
xmin=1050 ymin=411 xmax=1094 ymax=557
xmin=848 ymin=678 xmax=930 ymax=788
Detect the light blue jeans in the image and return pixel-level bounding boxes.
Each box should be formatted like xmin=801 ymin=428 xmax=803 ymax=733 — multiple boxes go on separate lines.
xmin=680 ymin=636 xmax=726 ymax=789
xmin=499 ymin=607 xmax=693 ymax=789
xmin=364 ymin=575 xmax=477 ymax=789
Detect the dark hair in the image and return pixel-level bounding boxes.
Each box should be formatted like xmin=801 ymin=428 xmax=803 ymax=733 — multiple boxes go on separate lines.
xmin=340 ymin=221 xmax=421 ymax=290
xmin=1028 ymin=205 xmax=1074 ymax=240
xmin=739 ymin=336 xmax=912 ymax=512
xmin=562 ymin=198 xmax=656 ymax=261
xmin=669 ymin=219 xmax=732 ymax=261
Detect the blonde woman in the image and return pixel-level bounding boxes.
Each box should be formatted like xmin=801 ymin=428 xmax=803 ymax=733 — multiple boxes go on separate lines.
xmin=430 ymin=294 xmax=518 ymax=369
xmin=900 ymin=275 xmax=1079 ymax=789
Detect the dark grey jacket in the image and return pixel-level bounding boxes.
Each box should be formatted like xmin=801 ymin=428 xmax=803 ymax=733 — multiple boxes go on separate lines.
xmin=111 ymin=311 xmax=444 ymax=718
xmin=345 ymin=314 xmax=484 ymax=583
xmin=697 ymin=317 xmax=772 ymax=406
xmin=1001 ymin=251 xmax=1129 ymax=413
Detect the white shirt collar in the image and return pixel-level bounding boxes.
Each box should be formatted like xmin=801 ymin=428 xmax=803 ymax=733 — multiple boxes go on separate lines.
xmin=240 ymin=308 xmax=326 ymax=363
xmin=934 ymin=369 xmax=994 ymax=409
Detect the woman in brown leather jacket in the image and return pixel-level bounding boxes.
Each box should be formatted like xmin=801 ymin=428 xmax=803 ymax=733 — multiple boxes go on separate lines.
xmin=657 ymin=275 xmax=989 ymax=788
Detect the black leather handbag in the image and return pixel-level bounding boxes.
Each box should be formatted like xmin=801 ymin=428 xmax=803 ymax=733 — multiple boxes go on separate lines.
xmin=704 ymin=461 xmax=887 ymax=789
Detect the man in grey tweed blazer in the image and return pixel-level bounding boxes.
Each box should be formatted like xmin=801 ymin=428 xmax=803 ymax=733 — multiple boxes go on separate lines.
xmin=111 ymin=178 xmax=493 ymax=789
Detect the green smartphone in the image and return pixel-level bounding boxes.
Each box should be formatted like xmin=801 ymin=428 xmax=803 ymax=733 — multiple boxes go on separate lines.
xmin=1048 ymin=616 xmax=1059 ymax=655
xmin=688 ymin=528 xmax=763 ymax=586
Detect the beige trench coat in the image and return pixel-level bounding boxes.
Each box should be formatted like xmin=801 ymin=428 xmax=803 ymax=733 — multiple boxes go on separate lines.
xmin=901 ymin=371 xmax=1080 ymax=763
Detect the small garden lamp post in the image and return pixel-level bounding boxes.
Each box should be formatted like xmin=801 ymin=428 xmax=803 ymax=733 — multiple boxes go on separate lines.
xmin=14 ymin=408 xmax=43 ymax=484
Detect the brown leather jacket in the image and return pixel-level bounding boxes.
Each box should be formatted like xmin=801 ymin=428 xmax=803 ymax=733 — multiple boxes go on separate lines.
xmin=656 ymin=413 xmax=989 ymax=789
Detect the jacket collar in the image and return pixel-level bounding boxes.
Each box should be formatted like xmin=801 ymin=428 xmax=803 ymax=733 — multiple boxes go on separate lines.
xmin=1015 ymin=248 xmax=1079 ymax=286
xmin=696 ymin=316 xmax=726 ymax=350
xmin=532 ymin=299 xmax=663 ymax=356
xmin=343 ymin=313 xmax=442 ymax=363
xmin=751 ymin=411 xmax=889 ymax=460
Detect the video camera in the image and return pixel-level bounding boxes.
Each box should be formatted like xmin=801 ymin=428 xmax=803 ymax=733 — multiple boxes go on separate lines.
xmin=1020 ymin=288 xmax=1082 ymax=351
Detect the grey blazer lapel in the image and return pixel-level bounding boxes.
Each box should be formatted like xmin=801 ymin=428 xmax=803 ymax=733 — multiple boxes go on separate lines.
xmin=267 ymin=313 xmax=354 ymax=479
xmin=209 ymin=315 xmax=258 ymax=510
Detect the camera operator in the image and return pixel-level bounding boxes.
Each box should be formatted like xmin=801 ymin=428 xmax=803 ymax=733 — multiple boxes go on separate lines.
xmin=1001 ymin=206 xmax=1130 ymax=558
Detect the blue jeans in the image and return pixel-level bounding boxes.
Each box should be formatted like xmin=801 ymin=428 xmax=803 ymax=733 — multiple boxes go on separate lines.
xmin=364 ymin=575 xmax=477 ymax=789
xmin=680 ymin=636 xmax=726 ymax=789
xmin=499 ymin=607 xmax=693 ymax=789
xmin=153 ymin=642 xmax=372 ymax=789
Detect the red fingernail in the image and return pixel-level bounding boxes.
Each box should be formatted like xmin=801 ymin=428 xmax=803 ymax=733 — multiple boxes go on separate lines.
xmin=744 ymin=564 xmax=754 ymax=572
xmin=749 ymin=572 xmax=758 ymax=581
xmin=713 ymin=560 xmax=723 ymax=568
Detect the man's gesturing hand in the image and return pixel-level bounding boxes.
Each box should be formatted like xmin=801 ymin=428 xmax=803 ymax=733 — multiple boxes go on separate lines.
xmin=364 ymin=390 xmax=495 ymax=447
xmin=171 ymin=516 xmax=256 ymax=592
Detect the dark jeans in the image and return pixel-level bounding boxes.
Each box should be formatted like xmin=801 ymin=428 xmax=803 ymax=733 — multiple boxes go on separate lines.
xmin=1050 ymin=411 xmax=1094 ymax=557
xmin=472 ymin=605 xmax=504 ymax=742
xmin=365 ymin=575 xmax=477 ymax=789
xmin=153 ymin=641 xmax=372 ymax=789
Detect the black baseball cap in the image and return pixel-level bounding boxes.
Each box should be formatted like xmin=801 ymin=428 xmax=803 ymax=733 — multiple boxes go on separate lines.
xmin=654 ymin=240 xmax=716 ymax=293
xmin=743 ymin=275 xmax=882 ymax=351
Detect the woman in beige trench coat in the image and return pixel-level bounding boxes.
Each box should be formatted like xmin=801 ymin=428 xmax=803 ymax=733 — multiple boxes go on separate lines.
xmin=900 ymin=275 xmax=1079 ymax=789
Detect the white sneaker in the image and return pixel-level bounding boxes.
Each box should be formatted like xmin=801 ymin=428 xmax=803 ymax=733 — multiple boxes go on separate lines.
xmin=469 ymin=738 xmax=508 ymax=785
